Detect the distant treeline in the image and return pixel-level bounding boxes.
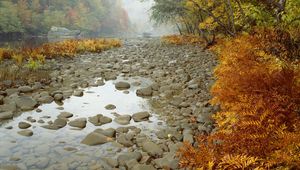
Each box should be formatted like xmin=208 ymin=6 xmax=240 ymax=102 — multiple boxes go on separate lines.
xmin=0 ymin=0 xmax=129 ymax=37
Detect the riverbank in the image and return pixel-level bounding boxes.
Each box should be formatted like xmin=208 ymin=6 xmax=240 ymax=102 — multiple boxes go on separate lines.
xmin=0 ymin=38 xmax=217 ymax=169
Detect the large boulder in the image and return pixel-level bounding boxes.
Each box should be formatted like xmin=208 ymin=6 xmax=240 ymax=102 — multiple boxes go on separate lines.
xmin=48 ymin=26 xmax=80 ymax=38
xmin=0 ymin=111 xmax=14 ymax=120
xmin=15 ymin=96 xmax=37 ymax=111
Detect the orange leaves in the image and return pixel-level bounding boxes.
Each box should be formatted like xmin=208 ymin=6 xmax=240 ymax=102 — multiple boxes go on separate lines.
xmin=0 ymin=38 xmax=121 ymax=64
xmin=162 ymin=35 xmax=204 ymax=45
xmin=179 ymin=29 xmax=300 ymax=169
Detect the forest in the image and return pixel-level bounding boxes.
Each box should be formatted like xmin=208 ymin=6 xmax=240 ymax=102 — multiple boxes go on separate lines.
xmin=0 ymin=0 xmax=129 ymax=37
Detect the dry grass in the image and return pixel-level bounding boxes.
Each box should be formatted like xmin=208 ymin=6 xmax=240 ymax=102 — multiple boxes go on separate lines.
xmin=0 ymin=66 xmax=50 ymax=89
xmin=0 ymin=38 xmax=122 ymax=64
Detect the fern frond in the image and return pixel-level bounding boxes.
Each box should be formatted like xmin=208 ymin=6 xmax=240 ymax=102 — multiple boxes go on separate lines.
xmin=218 ymin=154 xmax=261 ymax=169
xmin=240 ymin=120 xmax=261 ymax=127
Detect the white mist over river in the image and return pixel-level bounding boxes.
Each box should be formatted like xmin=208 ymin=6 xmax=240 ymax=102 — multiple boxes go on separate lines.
xmin=122 ymin=0 xmax=176 ymax=36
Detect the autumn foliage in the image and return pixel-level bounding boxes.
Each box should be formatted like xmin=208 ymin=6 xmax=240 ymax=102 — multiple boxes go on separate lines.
xmin=0 ymin=38 xmax=121 ymax=64
xmin=162 ymin=35 xmax=204 ymax=45
xmin=179 ymin=29 xmax=300 ymax=169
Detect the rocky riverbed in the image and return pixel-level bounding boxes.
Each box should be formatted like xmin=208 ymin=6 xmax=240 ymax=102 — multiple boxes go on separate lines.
xmin=0 ymin=38 xmax=218 ymax=170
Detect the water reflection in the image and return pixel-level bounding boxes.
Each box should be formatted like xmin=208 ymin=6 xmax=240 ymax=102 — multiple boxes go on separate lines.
xmin=0 ymin=37 xmax=80 ymax=49
xmin=0 ymin=78 xmax=164 ymax=169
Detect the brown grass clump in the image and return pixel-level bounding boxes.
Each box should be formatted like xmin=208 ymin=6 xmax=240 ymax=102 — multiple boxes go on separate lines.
xmin=0 ymin=66 xmax=50 ymax=90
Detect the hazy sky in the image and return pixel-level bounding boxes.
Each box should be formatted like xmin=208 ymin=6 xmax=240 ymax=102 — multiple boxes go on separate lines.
xmin=122 ymin=0 xmax=154 ymax=33
xmin=122 ymin=0 xmax=176 ymax=35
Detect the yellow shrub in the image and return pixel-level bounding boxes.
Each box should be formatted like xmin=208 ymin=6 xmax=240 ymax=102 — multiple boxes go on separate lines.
xmin=12 ymin=54 xmax=24 ymax=65
xmin=162 ymin=35 xmax=204 ymax=45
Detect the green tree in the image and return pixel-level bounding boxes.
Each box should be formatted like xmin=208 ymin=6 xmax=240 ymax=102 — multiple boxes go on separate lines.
xmin=0 ymin=1 xmax=24 ymax=33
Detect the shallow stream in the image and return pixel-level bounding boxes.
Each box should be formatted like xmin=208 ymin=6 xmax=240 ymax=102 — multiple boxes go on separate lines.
xmin=0 ymin=76 xmax=164 ymax=169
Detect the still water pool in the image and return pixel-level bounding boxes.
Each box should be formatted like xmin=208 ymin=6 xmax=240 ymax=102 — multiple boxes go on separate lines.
xmin=0 ymin=77 xmax=164 ymax=169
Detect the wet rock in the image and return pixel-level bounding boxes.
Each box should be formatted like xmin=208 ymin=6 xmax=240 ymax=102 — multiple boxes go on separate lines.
xmin=132 ymin=164 xmax=156 ymax=170
xmin=132 ymin=112 xmax=150 ymax=122
xmin=0 ymin=103 xmax=17 ymax=113
xmin=54 ymin=93 xmax=63 ymax=101
xmin=96 ymin=79 xmax=105 ymax=86
xmin=18 ymin=86 xmax=33 ymax=93
xmin=117 ymin=152 xmax=142 ymax=166
xmin=41 ymin=118 xmax=67 ymax=130
xmin=0 ymin=111 xmax=14 ymax=119
xmin=15 ymin=96 xmax=37 ymax=111
xmin=188 ymin=83 xmax=199 ymax=89
xmin=94 ymin=128 xmax=116 ymax=138
xmin=197 ymin=112 xmax=214 ymax=124
xmin=37 ymin=120 xmax=45 ymax=124
xmin=36 ymin=108 xmax=42 ymax=112
xmin=17 ymin=130 xmax=33 ymax=137
xmin=69 ymin=118 xmax=87 ymax=129
xmin=89 ymin=162 xmax=104 ymax=170
xmin=104 ymin=73 xmax=117 ymax=81
xmin=9 ymin=157 xmax=21 ymax=161
xmin=116 ymin=127 xmax=129 ymax=134
xmin=0 ymin=95 xmax=3 ymax=104
xmin=142 ymin=141 xmax=163 ymax=157
xmin=6 ymin=88 xmax=19 ymax=96
xmin=125 ymin=159 xmax=139 ymax=169
xmin=5 ymin=126 xmax=13 ymax=129
xmin=183 ymin=129 xmax=194 ymax=143
xmin=103 ymin=157 xmax=118 ymax=168
xmin=26 ymin=116 xmax=36 ymax=123
xmin=132 ymin=82 xmax=141 ymax=86
xmin=81 ymin=132 xmax=112 ymax=146
xmin=156 ymin=128 xmax=183 ymax=141
xmin=38 ymin=95 xmax=54 ymax=104
xmin=0 ymin=165 xmax=20 ymax=170
xmin=57 ymin=112 xmax=73 ymax=119
xmin=114 ymin=115 xmax=131 ymax=125
xmin=53 ymin=118 xmax=67 ymax=127
xmin=117 ymin=133 xmax=134 ymax=147
xmin=73 ymin=90 xmax=84 ymax=97
xmin=35 ymin=157 xmax=50 ymax=169
xmin=63 ymin=90 xmax=73 ymax=98
xmin=105 ymin=104 xmax=116 ymax=110
xmin=154 ymin=152 xmax=179 ymax=169
xmin=64 ymin=147 xmax=78 ymax=152
xmin=18 ymin=122 xmax=31 ymax=129
xmin=136 ymin=87 xmax=152 ymax=97
xmin=31 ymin=82 xmax=41 ymax=89
xmin=88 ymin=114 xmax=112 ymax=126
xmin=115 ymin=81 xmax=131 ymax=90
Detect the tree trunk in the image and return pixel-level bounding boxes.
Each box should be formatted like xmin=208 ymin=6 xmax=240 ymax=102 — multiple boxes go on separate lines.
xmin=176 ymin=23 xmax=183 ymax=35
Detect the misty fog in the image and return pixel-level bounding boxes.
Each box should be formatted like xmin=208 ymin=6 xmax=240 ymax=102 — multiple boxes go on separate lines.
xmin=122 ymin=0 xmax=176 ymax=36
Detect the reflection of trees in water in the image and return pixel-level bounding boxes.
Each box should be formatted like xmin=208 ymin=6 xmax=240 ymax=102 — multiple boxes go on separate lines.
xmin=0 ymin=37 xmax=63 ymax=49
